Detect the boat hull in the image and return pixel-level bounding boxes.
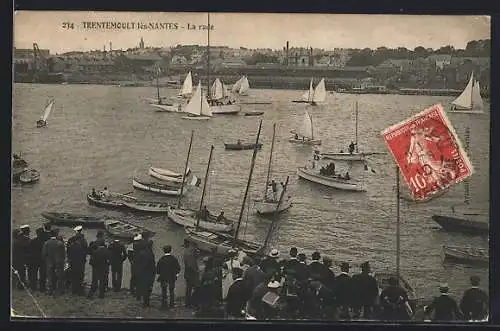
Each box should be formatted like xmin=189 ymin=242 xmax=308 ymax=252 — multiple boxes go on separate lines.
xmin=167 ymin=206 xmax=234 ymax=232
xmin=86 ymin=193 xmax=129 ymax=209
xmin=148 ymin=168 xmax=184 ymax=183
xmin=150 ymin=167 xmax=190 ymax=178
xmin=244 ymin=111 xmax=264 ymax=116
xmin=442 ymin=245 xmax=488 ymax=266
xmin=211 ymin=104 xmax=241 ymax=115
xmin=181 ymin=116 xmax=211 ymax=120
xmin=123 ymin=200 xmax=170 ymax=213
xmin=297 ymin=167 xmax=365 ymax=192
xmin=18 ymin=169 xmax=40 ymax=184
xmin=224 ymin=143 xmax=263 ymax=151
xmin=132 ymin=178 xmax=182 ymax=196
xmin=319 ymin=152 xmax=367 ymax=161
xmin=104 ymin=219 xmax=155 ymax=240
xmin=36 ymin=120 xmax=47 ymax=128
xmin=288 ymin=138 xmax=322 ymax=146
xmin=431 ymin=215 xmax=488 ymax=235
xmin=291 ymin=100 xmax=310 ymax=103
xmin=150 ymin=103 xmax=181 ymax=112
xmin=253 ymin=196 xmax=292 ymax=215
xmin=41 ymin=211 xmax=105 ymax=228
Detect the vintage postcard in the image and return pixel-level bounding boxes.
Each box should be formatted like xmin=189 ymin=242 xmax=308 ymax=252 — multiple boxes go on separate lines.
xmin=11 ymin=11 xmax=490 ymax=322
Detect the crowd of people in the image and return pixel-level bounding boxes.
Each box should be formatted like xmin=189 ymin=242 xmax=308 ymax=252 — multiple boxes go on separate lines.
xmin=12 ymin=224 xmax=488 ymax=321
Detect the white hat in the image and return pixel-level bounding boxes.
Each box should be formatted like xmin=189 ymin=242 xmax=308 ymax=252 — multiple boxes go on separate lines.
xmin=269 ymin=249 xmax=279 ymax=258
xmin=267 ymin=281 xmax=281 ymax=289
xmin=20 ymin=225 xmax=30 ymax=230
xmin=74 ymin=225 xmax=83 ymax=231
xmin=133 ymin=234 xmax=142 ymax=241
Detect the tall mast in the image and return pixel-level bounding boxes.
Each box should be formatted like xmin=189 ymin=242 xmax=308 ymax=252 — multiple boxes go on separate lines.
xmin=264 ymin=123 xmax=276 ymax=199
xmin=177 ymin=130 xmax=194 ymax=208
xmin=263 ymin=176 xmax=289 ymax=251
xmin=395 ymin=165 xmax=401 ymax=283
xmin=207 ymin=12 xmax=211 ymax=99
xmin=355 ymin=101 xmax=359 ymax=153
xmin=156 ymin=67 xmax=160 ymax=104
xmin=308 ymin=77 xmax=313 ymax=103
xmin=196 ymin=145 xmax=214 ymax=228
xmin=233 ymin=120 xmax=263 ymax=244
xmin=310 ymin=113 xmax=314 ymax=140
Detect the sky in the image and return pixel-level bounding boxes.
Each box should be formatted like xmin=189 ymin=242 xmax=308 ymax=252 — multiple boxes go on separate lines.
xmin=13 ymin=11 xmax=491 ymax=54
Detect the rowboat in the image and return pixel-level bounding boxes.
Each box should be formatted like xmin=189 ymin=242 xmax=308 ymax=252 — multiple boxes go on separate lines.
xmin=41 ymin=211 xmax=105 ymax=228
xmin=150 ymin=167 xmax=190 ymax=178
xmin=244 ymin=111 xmax=264 ymax=116
xmin=224 ymin=142 xmax=263 ymax=151
xmin=297 ymin=166 xmax=366 ymax=192
xmin=166 ymin=206 xmax=234 ymax=232
xmin=104 ymin=219 xmax=155 ymax=240
xmin=431 ymin=214 xmax=488 ymax=235
xmin=18 ymin=169 xmax=40 ymax=184
xmin=86 ymin=192 xmax=136 ymax=209
xmin=442 ymin=245 xmax=488 ymax=266
xmin=123 ymin=200 xmax=170 ymax=213
xmin=319 ymin=152 xmax=369 ymax=161
xmin=132 ymin=177 xmax=182 ymax=196
xmin=148 ymin=167 xmax=185 ymax=184
xmin=254 ymin=196 xmax=292 ymax=215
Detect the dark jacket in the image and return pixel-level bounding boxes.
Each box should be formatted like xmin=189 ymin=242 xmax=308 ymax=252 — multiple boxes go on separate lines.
xmin=29 ymin=235 xmax=46 ymax=264
xmin=282 ymin=258 xmax=300 ymax=278
xmin=108 ymin=241 xmax=127 ymax=266
xmin=294 ymin=262 xmax=310 ymax=284
xmin=42 ymin=237 xmax=66 ymax=265
xmin=225 ymin=278 xmax=249 ymax=317
xmin=67 ymin=234 xmax=88 ymax=265
xmin=426 ymin=294 xmax=462 ymax=321
xmin=156 ymin=254 xmax=181 ymax=281
xmin=351 ymin=272 xmax=379 ymax=306
xmin=183 ymin=248 xmax=199 ymax=283
xmin=380 ymin=285 xmax=411 ymax=320
xmin=89 ymin=244 xmax=110 ymax=270
xmin=259 ymin=257 xmax=280 ymax=278
xmin=460 ymin=287 xmax=488 ymax=320
xmin=307 ymin=260 xmax=331 ymax=284
xmin=334 ymin=272 xmax=352 ymax=306
xmin=135 ymin=249 xmax=156 ymax=285
xmin=243 ymin=265 xmax=266 ymax=293
xmin=18 ymin=234 xmax=32 ymax=264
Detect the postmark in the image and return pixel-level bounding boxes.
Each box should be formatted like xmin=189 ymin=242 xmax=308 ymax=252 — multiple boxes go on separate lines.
xmin=382 ymin=104 xmax=473 ymax=201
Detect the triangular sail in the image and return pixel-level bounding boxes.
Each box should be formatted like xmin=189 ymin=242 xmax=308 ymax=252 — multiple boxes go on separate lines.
xmin=298 ymin=111 xmax=313 ymax=139
xmin=312 ymin=78 xmax=326 ymax=103
xmin=232 ymin=76 xmax=244 ymax=93
xmin=183 ymin=83 xmax=203 ymax=116
xmin=472 ymin=81 xmax=484 ymax=110
xmin=301 ymin=78 xmax=314 ymax=102
xmin=41 ymin=99 xmax=55 ymax=121
xmin=179 ymin=71 xmax=193 ymax=96
xmin=211 ymin=78 xmax=225 ymax=100
xmin=200 ymin=90 xmax=212 ymax=117
xmin=451 ymin=73 xmax=473 ymax=109
xmin=239 ymin=76 xmax=250 ymax=95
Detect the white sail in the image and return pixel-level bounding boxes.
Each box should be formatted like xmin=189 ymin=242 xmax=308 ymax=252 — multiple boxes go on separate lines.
xmin=200 ymin=90 xmax=213 ymax=117
xmin=231 ymin=76 xmax=244 ymax=93
xmin=451 ymin=73 xmax=473 ymax=109
xmin=312 ymin=78 xmax=326 ymax=103
xmin=472 ymin=80 xmax=484 ymax=111
xmin=183 ymin=83 xmax=206 ymax=116
xmin=298 ymin=111 xmax=314 ymax=139
xmin=301 ymin=78 xmax=314 ymax=102
xmin=41 ymin=99 xmax=55 ymax=121
xmin=179 ymin=71 xmax=193 ymax=96
xmin=239 ymin=76 xmax=250 ymax=95
xmin=211 ymin=78 xmax=225 ymax=100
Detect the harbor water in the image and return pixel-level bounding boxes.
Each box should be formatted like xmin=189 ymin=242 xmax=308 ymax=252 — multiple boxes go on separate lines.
xmin=12 ymin=83 xmax=489 ymax=308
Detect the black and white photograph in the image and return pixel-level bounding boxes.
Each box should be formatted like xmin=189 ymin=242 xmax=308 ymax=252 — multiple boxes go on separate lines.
xmin=11 ymin=11 xmax=490 ymax=322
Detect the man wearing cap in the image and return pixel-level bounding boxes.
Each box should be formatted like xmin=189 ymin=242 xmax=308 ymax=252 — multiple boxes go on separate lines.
xmin=424 ymin=283 xmax=462 ymax=321
xmin=87 ymin=233 xmax=109 ymax=299
xmin=351 ymin=261 xmax=379 ymax=319
xmin=460 ymin=276 xmax=488 ymax=321
xmin=129 ymin=234 xmax=143 ymax=296
xmin=67 ymin=225 xmax=88 ymax=295
xmin=307 ymin=251 xmax=330 ymax=285
xmin=225 ymin=267 xmax=248 ymax=318
xmin=42 ymin=229 xmax=66 ymax=296
xmin=182 ymin=239 xmax=199 ymax=308
xmin=379 ymin=276 xmax=412 ymax=320
xmin=156 ymin=245 xmax=181 ymax=309
xmin=335 ymin=262 xmax=352 ymax=319
xmin=281 ymin=247 xmax=300 ymax=279
xmin=108 ymin=239 xmax=127 ymax=292
xmin=28 ymin=228 xmax=46 ymax=291
xmin=135 ymin=238 xmax=156 ymax=307
xmin=259 ymin=249 xmax=281 ymax=280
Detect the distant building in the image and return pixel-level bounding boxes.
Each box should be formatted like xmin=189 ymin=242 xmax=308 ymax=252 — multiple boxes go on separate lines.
xmin=14 ymin=47 xmax=50 ymax=59
xmin=115 ymin=53 xmax=164 ymax=73
xmin=171 ymin=55 xmax=188 ymax=65
xmin=426 ymin=54 xmax=452 ymax=70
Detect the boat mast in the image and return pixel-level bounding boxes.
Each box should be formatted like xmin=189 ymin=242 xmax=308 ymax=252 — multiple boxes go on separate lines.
xmin=308 ymin=77 xmax=313 ymax=103
xmin=177 ymin=130 xmax=194 ymax=208
xmin=156 ymin=66 xmax=161 ymax=103
xmin=233 ymin=120 xmax=263 ymax=244
xmin=355 ymin=101 xmax=359 ymax=153
xmin=207 ymin=12 xmax=211 ymax=100
xmin=395 ymin=165 xmax=401 ymax=283
xmin=310 ymin=113 xmax=314 ymax=140
xmin=263 ymin=175 xmax=289 ymax=251
xmin=264 ymin=123 xmax=276 ymax=199
xmin=196 ymin=145 xmax=214 ymax=228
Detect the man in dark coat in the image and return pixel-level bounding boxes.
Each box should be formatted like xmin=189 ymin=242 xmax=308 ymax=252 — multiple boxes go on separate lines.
xmin=135 ymin=241 xmax=156 ymax=307
xmin=87 ymin=238 xmax=110 ymax=299
xmin=281 ymin=247 xmax=300 ymax=279
xmin=156 ymin=245 xmax=181 ymax=309
xmin=460 ymin=276 xmax=488 ymax=321
xmin=424 ymin=283 xmax=462 ymax=322
xmin=294 ymin=253 xmax=309 ymax=285
xmin=16 ymin=225 xmax=32 ymax=289
xmin=28 ymin=228 xmax=46 ymax=291
xmin=41 ymin=230 xmax=66 ymax=296
xmin=307 ymin=251 xmax=331 ymax=285
xmin=259 ymin=249 xmax=281 ymax=280
xmin=197 ymin=257 xmax=223 ymax=317
xmin=225 ymin=267 xmax=248 ymax=318
xmin=242 ymin=257 xmax=266 ymax=295
xmin=350 ymin=262 xmax=379 ymax=319
xmin=335 ymin=262 xmax=352 ymax=319
xmin=127 ymin=234 xmax=142 ymax=296
xmin=182 ymin=239 xmax=199 ymax=307
xmin=66 ymin=225 xmax=88 ymax=295
xmin=379 ymin=276 xmax=412 ymax=321
xmin=108 ymin=239 xmax=127 ymax=292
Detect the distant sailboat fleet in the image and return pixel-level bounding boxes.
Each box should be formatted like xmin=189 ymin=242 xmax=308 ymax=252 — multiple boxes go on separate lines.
xmin=292 ymin=77 xmax=327 ymax=105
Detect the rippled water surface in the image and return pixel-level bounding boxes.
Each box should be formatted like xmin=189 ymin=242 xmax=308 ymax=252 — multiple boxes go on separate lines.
xmin=12 ymin=83 xmax=490 ymax=303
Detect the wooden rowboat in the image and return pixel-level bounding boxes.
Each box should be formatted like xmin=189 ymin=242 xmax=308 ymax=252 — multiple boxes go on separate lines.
xmin=123 ymin=200 xmax=170 ymax=213
xmin=224 ymin=142 xmax=263 ymax=151
xmin=18 ymin=169 xmax=40 ymax=184
xmin=148 ymin=167 xmax=185 ymax=183
xmin=132 ymin=177 xmax=182 ymax=196
xmin=167 ymin=206 xmax=234 ymax=232
xmin=104 ymin=219 xmax=155 ymax=240
xmin=244 ymin=111 xmax=264 ymax=116
xmin=150 ymin=167 xmax=190 ymax=178
xmin=442 ymin=245 xmax=488 ymax=266
xmin=41 ymin=211 xmax=105 ymax=228
xmin=86 ymin=192 xmax=136 ymax=209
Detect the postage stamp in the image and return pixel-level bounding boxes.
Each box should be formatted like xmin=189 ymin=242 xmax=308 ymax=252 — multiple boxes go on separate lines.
xmin=382 ymin=104 xmax=474 ymax=201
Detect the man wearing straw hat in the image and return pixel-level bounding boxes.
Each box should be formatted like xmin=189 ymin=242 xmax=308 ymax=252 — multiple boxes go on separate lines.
xmin=424 ymin=283 xmax=463 ymax=322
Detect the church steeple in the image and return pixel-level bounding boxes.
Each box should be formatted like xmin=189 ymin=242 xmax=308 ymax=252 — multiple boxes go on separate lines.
xmin=139 ymin=37 xmax=144 ymax=49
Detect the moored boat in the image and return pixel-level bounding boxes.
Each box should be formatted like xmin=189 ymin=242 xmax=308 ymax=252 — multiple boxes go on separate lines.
xmin=431 ymin=214 xmax=488 ymax=235
xmin=244 ymin=111 xmax=264 ymax=116
xmin=104 ymin=219 xmax=155 ymax=240
xmin=123 ymin=200 xmax=170 ymax=213
xmin=18 ymin=169 xmax=40 ymax=184
xmin=254 ymin=196 xmax=292 ymax=215
xmin=208 ymin=78 xmax=241 ymax=115
xmin=442 ymin=245 xmax=488 ymax=266
xmin=167 ymin=206 xmax=234 ymax=232
xmin=132 ymin=177 xmax=182 ymax=196
xmin=150 ymin=167 xmax=191 ymax=178
xmin=41 ymin=211 xmax=106 ymax=228
xmin=319 ymin=152 xmax=369 ymax=161
xmin=291 ymin=78 xmax=326 ymax=105
xmin=289 ymin=111 xmax=321 ymax=145
xmin=149 ymin=167 xmax=185 ymax=183
xmin=211 ymin=104 xmax=241 ymax=115
xmin=224 ymin=142 xmax=263 ymax=151
xmin=181 ymin=82 xmax=213 ymax=120
xmin=86 ymin=191 xmax=136 ymax=209
xmin=297 ymin=166 xmax=366 ymax=192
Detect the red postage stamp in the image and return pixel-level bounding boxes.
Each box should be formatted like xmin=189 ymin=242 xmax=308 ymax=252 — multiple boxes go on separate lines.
xmin=382 ymin=104 xmax=474 ymax=201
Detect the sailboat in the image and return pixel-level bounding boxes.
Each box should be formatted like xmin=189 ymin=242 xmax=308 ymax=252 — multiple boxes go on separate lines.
xmin=36 ymin=99 xmax=55 ymax=128
xmin=184 ymin=119 xmax=267 ymax=257
xmin=232 ymin=75 xmax=250 ymax=96
xmin=167 ymin=141 xmax=234 ymax=233
xmin=209 ymin=78 xmax=241 ymax=115
xmin=148 ymin=68 xmax=182 ymax=113
xmin=254 ymin=123 xmax=292 ymax=215
xmin=178 ymin=71 xmax=193 ymax=99
xmin=289 ymin=111 xmax=322 ymax=145
xmin=181 ymin=82 xmax=213 ymax=120
xmin=291 ymin=78 xmax=327 ymax=105
xmin=450 ymin=72 xmax=484 ymax=113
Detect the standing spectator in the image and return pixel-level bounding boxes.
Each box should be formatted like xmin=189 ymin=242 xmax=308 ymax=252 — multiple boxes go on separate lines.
xmin=108 ymin=239 xmax=127 ymax=292
xmin=66 ymin=225 xmax=88 ymax=295
xmin=424 ymin=283 xmax=462 ymax=322
xmin=225 ymin=267 xmax=248 ymax=318
xmin=335 ymin=262 xmax=352 ymax=319
xmin=135 ymin=241 xmax=156 ymax=307
xmin=156 ymin=245 xmax=181 ymax=309
xmin=460 ymin=276 xmax=489 ymax=321
xmin=42 ymin=230 xmax=66 ymax=296
xmin=28 ymin=228 xmax=46 ymax=291
xmin=182 ymin=239 xmax=199 ymax=307
xmin=87 ymin=239 xmax=110 ymax=299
